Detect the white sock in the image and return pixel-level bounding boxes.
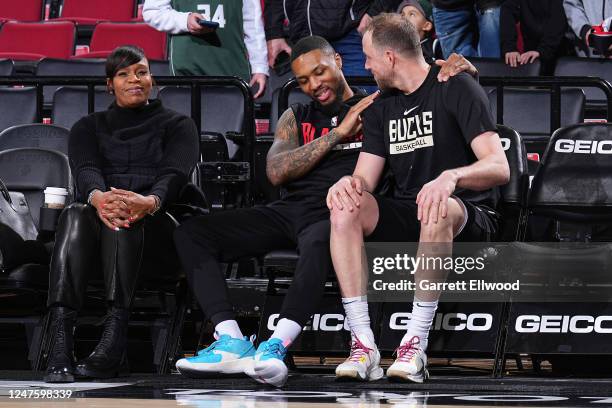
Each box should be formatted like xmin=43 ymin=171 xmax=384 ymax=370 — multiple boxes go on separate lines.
xmin=342 ymin=295 xmax=376 ymax=348
xmin=214 ymin=320 xmax=243 ymax=339
xmin=271 ymin=318 xmax=302 ymax=348
xmin=401 ymin=299 xmax=438 ymax=351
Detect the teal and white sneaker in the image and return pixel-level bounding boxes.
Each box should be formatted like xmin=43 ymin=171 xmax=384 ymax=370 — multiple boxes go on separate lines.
xmin=245 ymin=338 xmax=288 ymax=387
xmin=176 ymin=334 xmax=255 ymax=377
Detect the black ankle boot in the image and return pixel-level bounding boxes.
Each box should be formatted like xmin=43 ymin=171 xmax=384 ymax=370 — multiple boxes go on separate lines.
xmin=44 ymin=306 xmax=77 ymax=383
xmin=75 ymin=307 xmax=130 ymax=379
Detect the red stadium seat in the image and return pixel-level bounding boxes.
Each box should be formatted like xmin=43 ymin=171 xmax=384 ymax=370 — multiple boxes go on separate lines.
xmin=0 ymin=21 xmax=75 ymax=60
xmin=75 ymin=22 xmax=167 ymax=60
xmin=0 ymin=0 xmax=44 ymax=22
xmin=53 ymin=0 xmax=136 ymax=25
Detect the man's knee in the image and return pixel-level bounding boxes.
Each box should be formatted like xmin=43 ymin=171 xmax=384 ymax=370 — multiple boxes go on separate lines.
xmin=330 ymin=194 xmax=378 ymax=234
xmin=419 ymin=199 xmax=464 ymax=241
xmin=330 ymin=206 xmax=361 ymax=233
xmin=420 ymin=216 xmax=454 ymax=241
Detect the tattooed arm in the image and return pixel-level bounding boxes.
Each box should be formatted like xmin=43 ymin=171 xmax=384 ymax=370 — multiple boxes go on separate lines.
xmin=266 ymin=108 xmax=346 ymax=186
xmin=266 ymin=92 xmax=380 ymax=186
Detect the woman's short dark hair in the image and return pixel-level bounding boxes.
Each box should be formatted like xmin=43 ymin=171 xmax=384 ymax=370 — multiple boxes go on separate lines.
xmin=105 ymin=45 xmax=148 ymax=78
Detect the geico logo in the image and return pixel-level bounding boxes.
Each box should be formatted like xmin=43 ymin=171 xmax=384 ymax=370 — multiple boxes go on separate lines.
xmin=267 ymin=313 xmax=349 ymax=332
xmin=515 ymin=315 xmax=612 ymax=333
xmin=500 ymin=138 xmax=510 ymax=151
xmin=390 ymin=312 xmax=493 ymax=331
xmin=554 ymin=139 xmax=612 ymax=154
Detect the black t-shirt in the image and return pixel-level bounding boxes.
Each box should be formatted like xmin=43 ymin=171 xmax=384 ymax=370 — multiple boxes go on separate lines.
xmin=281 ymin=93 xmax=364 ymax=204
xmin=362 ymin=65 xmax=499 ymax=209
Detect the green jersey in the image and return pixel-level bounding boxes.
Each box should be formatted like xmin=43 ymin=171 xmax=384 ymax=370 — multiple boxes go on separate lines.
xmin=170 ymin=0 xmax=250 ymax=80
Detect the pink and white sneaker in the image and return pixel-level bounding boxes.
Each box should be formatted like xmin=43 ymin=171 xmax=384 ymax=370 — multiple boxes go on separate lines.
xmin=387 ymin=336 xmax=429 ymax=383
xmin=335 ymin=336 xmax=383 ymax=381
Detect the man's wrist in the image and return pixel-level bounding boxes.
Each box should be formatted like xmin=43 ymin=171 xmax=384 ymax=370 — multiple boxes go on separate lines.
xmin=444 ymin=169 xmax=460 ymax=185
xmin=353 ymin=174 xmax=370 ymax=193
xmin=329 ymin=127 xmax=346 ymax=144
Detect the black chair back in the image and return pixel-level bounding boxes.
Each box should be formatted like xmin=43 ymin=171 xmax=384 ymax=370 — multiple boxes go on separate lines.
xmin=529 ymin=123 xmax=612 ymax=222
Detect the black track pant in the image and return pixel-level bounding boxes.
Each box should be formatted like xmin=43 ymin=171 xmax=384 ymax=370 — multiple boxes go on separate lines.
xmin=173 ymin=201 xmax=332 ymax=327
xmin=47 ymin=203 xmax=178 ymax=310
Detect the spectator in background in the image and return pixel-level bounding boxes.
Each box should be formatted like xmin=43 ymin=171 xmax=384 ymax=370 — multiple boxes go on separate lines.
xmin=432 ymin=0 xmax=503 ymax=58
xmin=398 ymin=0 xmax=436 ymax=62
xmin=143 ymin=0 xmax=269 ymax=98
xmin=264 ymin=0 xmax=402 ymax=77
xmin=563 ymin=0 xmax=612 ymax=57
xmin=501 ymin=0 xmax=568 ymax=74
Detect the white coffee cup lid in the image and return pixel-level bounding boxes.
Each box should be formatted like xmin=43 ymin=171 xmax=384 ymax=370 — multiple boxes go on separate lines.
xmin=44 ymin=187 xmax=68 ymax=195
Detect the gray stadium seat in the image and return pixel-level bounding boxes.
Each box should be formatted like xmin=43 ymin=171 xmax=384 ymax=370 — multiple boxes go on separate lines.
xmin=148 ymin=59 xmax=171 ymax=77
xmin=470 ymin=57 xmax=541 ymax=77
xmin=259 ymin=67 xmax=294 ymax=105
xmin=488 ymin=88 xmax=585 ymax=156
xmin=554 ymin=57 xmax=612 ymax=108
xmin=0 ymin=124 xmax=70 ymax=154
xmin=51 ymin=86 xmax=114 ymax=129
xmin=269 ymin=86 xmax=311 ymax=133
xmin=36 ymin=58 xmax=106 ymax=76
xmin=471 ymin=57 xmax=541 ymax=94
xmin=0 ymin=87 xmax=38 ymax=133
xmin=158 ymin=86 xmax=245 ymax=159
xmin=36 ymin=58 xmax=106 ymax=105
xmin=0 ymin=58 xmax=14 ymax=76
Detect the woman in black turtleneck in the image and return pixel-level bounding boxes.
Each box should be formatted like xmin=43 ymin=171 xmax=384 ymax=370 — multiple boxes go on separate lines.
xmin=44 ymin=46 xmax=199 ymax=383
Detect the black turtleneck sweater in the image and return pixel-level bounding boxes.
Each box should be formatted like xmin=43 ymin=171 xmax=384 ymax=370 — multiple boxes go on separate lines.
xmin=68 ymin=99 xmax=199 ymax=207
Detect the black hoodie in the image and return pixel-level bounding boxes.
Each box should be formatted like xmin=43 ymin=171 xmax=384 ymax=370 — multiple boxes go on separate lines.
xmin=264 ymin=0 xmax=402 ymax=43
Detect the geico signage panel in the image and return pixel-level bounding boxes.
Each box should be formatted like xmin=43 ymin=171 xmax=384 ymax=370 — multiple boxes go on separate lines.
xmin=389 ymin=312 xmax=494 ymax=331
xmin=554 ymin=139 xmax=612 ymax=154
xmin=267 ymin=314 xmax=349 ymax=332
xmin=515 ymin=315 xmax=612 ymax=333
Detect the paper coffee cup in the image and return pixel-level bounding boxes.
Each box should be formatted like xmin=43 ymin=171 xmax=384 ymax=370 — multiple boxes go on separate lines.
xmin=44 ymin=187 xmax=68 ymax=209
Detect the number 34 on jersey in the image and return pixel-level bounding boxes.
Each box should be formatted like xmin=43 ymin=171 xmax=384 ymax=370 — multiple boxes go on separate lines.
xmin=197 ymin=4 xmax=226 ymax=28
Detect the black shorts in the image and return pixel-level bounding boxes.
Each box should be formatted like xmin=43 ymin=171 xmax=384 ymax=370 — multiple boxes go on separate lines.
xmin=367 ymin=194 xmax=499 ymax=242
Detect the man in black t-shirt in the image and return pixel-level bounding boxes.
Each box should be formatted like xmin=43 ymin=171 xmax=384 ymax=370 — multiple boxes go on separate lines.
xmin=328 ymin=13 xmax=509 ymax=383
xmin=173 ymin=36 xmax=378 ymax=388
